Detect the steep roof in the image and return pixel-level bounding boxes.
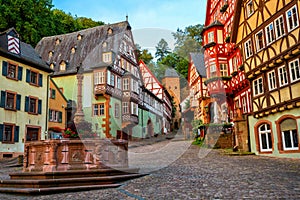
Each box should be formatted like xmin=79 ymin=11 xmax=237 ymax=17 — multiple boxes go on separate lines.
xmin=0 ymin=28 xmax=51 ymax=72
xmin=231 ymin=0 xmax=243 ymax=43
xmin=190 ymin=53 xmax=206 ymax=77
xmin=35 ymin=21 xmax=132 ymax=75
xmin=164 ymin=68 xmax=180 ymax=78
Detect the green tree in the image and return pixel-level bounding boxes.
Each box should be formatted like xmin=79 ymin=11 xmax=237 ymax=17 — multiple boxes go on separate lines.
xmin=135 ymin=44 xmax=153 ymax=64
xmin=155 ymin=38 xmax=171 ymax=62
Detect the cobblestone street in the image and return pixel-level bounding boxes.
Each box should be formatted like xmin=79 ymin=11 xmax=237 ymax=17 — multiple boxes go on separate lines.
xmin=0 ymin=139 xmax=300 ymax=199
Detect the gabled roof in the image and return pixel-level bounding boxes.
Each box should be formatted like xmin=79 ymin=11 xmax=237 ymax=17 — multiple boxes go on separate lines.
xmin=35 ymin=21 xmax=132 ymax=75
xmin=190 ymin=53 xmax=206 ymax=77
xmin=0 ymin=28 xmax=51 ymax=72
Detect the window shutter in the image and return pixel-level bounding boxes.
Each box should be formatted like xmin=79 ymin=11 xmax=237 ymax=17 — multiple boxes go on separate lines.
xmin=25 ymin=96 xmax=29 ymax=112
xmin=14 ymin=126 xmax=19 ymax=143
xmin=38 ymin=99 xmax=42 ymax=114
xmin=52 ymin=89 xmax=56 ymax=99
xmin=2 ymin=61 xmax=8 ymax=76
xmin=38 ymin=74 xmax=43 ymax=87
xmin=107 ymin=70 xmax=111 ymax=85
xmin=0 ymin=124 xmax=3 ymax=142
xmin=0 ymin=91 xmax=6 ymax=108
xmin=18 ymin=66 xmax=23 ymax=80
xmin=16 ymin=94 xmax=21 ymax=110
xmin=58 ymin=112 xmax=62 ymax=123
xmin=26 ymin=69 xmax=30 ymax=83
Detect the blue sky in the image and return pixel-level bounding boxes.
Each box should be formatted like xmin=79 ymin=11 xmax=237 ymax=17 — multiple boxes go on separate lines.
xmin=52 ymin=0 xmax=207 ymax=52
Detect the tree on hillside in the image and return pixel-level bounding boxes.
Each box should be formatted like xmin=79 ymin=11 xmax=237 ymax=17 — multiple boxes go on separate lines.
xmin=155 ymin=38 xmax=171 ymax=62
xmin=135 ymin=44 xmax=153 ymax=64
xmin=0 ymin=0 xmax=104 ymax=47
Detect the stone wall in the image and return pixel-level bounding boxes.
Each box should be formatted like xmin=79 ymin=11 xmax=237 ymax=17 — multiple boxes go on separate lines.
xmin=204 ymin=127 xmax=233 ymax=148
xmin=23 ymin=139 xmax=128 ymax=172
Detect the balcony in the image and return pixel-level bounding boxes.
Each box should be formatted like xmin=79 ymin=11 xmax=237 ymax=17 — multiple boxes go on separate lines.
xmin=94 ymin=84 xmax=122 ymax=99
xmin=204 ymin=76 xmax=232 ymax=94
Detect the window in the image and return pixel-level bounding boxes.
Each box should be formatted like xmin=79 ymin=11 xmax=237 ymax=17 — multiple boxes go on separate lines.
xmin=109 ymin=73 xmax=115 ymax=87
xmin=49 ymin=110 xmax=62 ymax=122
xmin=116 ymin=76 xmax=121 ymax=89
xmin=208 ymin=31 xmax=214 ymax=43
xmin=280 ymin=119 xmax=299 ymax=150
xmin=3 ymin=124 xmax=14 ymax=142
xmin=267 ymin=70 xmax=276 ymax=91
xmin=289 ymin=59 xmax=300 ymax=82
xmin=220 ymin=63 xmax=228 ymax=76
xmin=242 ymin=96 xmax=247 ymax=113
xmin=274 ymin=16 xmax=285 ymax=39
xmin=265 ymin=23 xmax=275 ymax=45
xmin=93 ymin=104 xmax=105 ymax=116
xmin=115 ymin=103 xmax=120 ymax=118
xmin=0 ymin=91 xmax=21 ymax=110
xmin=26 ymin=69 xmax=42 ymax=87
xmin=94 ymin=71 xmax=105 ymax=84
xmin=258 ymin=124 xmax=272 ymax=152
xmin=103 ymin=52 xmax=112 ymax=63
xmin=7 ymin=63 xmax=17 ymax=79
xmin=232 ymin=56 xmax=238 ymax=72
xmin=244 ymin=39 xmax=253 ymax=59
xmin=122 ymin=102 xmax=129 ymax=114
xmin=278 ymin=66 xmax=288 ymax=86
xmin=131 ymin=79 xmax=138 ymax=93
xmin=286 ymin=5 xmax=299 ymax=32
xmin=131 ymin=102 xmax=138 ymax=116
xmin=255 ymin=31 xmax=264 ymax=52
xmin=247 ymin=0 xmax=254 ymax=17
xmin=253 ymin=77 xmax=263 ymax=96
xmin=49 ymin=88 xmax=56 ymax=99
xmin=60 ymin=61 xmax=66 ymax=71
xmin=123 ymin=78 xmax=129 ymax=90
xmin=25 ymin=96 xmax=41 ymax=114
xmin=26 ymin=127 xmax=39 ymax=141
xmin=210 ymin=64 xmax=217 ymax=77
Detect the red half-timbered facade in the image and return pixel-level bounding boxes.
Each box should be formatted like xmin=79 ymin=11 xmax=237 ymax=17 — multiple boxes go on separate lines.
xmin=202 ymin=0 xmax=251 ymax=124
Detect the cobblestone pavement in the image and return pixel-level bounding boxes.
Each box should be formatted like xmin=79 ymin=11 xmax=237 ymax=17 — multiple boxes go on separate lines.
xmin=0 ymin=138 xmax=300 ymax=200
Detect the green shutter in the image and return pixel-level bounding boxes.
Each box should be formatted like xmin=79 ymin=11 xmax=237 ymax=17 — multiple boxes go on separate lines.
xmin=14 ymin=126 xmax=19 ymax=143
xmin=2 ymin=61 xmax=7 ymax=76
xmin=0 ymin=91 xmax=6 ymax=108
xmin=18 ymin=66 xmax=23 ymax=81
xmin=38 ymin=74 xmax=43 ymax=87
xmin=16 ymin=94 xmax=21 ymax=110
xmin=58 ymin=112 xmax=62 ymax=123
xmin=25 ymin=96 xmax=29 ymax=112
xmin=0 ymin=124 xmax=3 ymax=142
xmin=26 ymin=69 xmax=30 ymax=83
xmin=38 ymin=99 xmax=42 ymax=114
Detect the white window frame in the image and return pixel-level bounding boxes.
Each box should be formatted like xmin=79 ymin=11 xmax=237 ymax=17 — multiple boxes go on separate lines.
xmin=244 ymin=39 xmax=253 ymax=59
xmin=282 ymin=130 xmax=299 ymax=151
xmin=122 ymin=102 xmax=129 ymax=114
xmin=278 ymin=66 xmax=288 ymax=87
xmin=94 ymin=71 xmax=105 ymax=85
xmin=265 ymin=22 xmax=275 ymax=45
xmin=267 ymin=70 xmax=277 ymax=91
xmin=131 ymin=102 xmax=138 ymax=116
xmin=123 ymin=78 xmax=129 ymax=90
xmin=220 ymin=63 xmax=228 ymax=76
xmin=116 ymin=76 xmax=121 ymax=89
xmin=253 ymin=77 xmax=263 ymax=96
xmin=258 ymin=124 xmax=273 ymax=152
xmin=255 ymin=30 xmax=264 ymax=52
xmin=247 ymin=0 xmax=254 ymax=17
xmin=274 ymin=15 xmax=285 ymax=39
xmin=289 ymin=59 xmax=300 ymax=82
xmin=103 ymin=52 xmax=112 ymax=63
xmin=210 ymin=64 xmax=217 ymax=77
xmin=208 ymin=31 xmax=214 ymax=43
xmin=241 ymin=96 xmax=247 ymax=113
xmin=286 ymin=5 xmax=299 ymax=32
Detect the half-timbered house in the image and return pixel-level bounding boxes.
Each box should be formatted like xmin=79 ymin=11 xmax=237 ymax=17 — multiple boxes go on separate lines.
xmin=36 ymin=20 xmax=142 ymax=139
xmin=0 ymin=28 xmax=52 ymax=158
xmin=201 ymin=0 xmax=251 ymax=150
xmin=232 ymin=0 xmax=300 ymax=157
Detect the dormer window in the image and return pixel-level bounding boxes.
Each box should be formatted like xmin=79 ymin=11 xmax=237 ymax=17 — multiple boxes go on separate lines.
xmin=48 ymin=51 xmax=53 ymax=59
xmin=55 ymin=38 xmax=61 ymax=45
xmin=50 ymin=63 xmax=55 ymax=70
xmin=60 ymin=61 xmax=66 ymax=71
xmin=107 ymin=28 xmax=113 ymax=35
xmin=247 ymin=0 xmax=254 ymax=17
xmin=103 ymin=52 xmax=112 ymax=63
xmin=208 ymin=31 xmax=215 ymax=43
xmin=77 ymin=34 xmax=82 ymax=40
xmin=71 ymin=47 xmax=76 ymax=54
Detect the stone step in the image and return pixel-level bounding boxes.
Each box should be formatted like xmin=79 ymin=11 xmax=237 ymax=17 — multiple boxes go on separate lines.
xmin=0 ymin=183 xmax=121 ymax=195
